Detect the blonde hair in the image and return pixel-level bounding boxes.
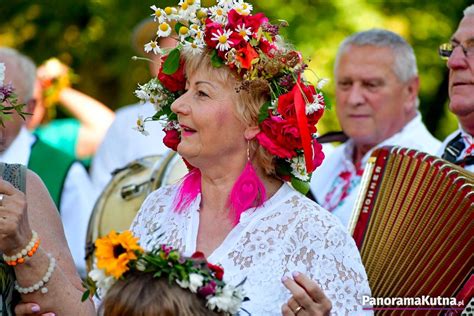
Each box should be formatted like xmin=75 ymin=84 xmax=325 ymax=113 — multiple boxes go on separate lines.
xmin=182 ymin=49 xmax=276 ymax=176
xmin=102 ymin=272 xmax=223 ymax=316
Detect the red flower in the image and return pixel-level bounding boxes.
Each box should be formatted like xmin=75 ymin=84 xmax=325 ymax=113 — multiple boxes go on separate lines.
xmin=278 ymin=84 xmax=315 ymax=119
xmin=163 ymin=127 xmax=180 ymax=151
xmin=236 ymin=43 xmax=258 ymax=69
xmin=311 ymin=141 xmax=325 ymax=172
xmin=191 ymin=251 xmax=206 ymax=260
xmin=256 ymin=115 xmax=303 ymax=158
xmin=227 ymin=9 xmax=268 ymax=33
xmin=204 ymin=19 xmax=223 ymax=49
xmin=207 ymin=263 xmax=224 ymax=281
xmin=158 ymin=55 xmax=186 ymax=92
xmin=198 ymin=280 xmax=217 ymax=298
xmin=258 ymin=37 xmax=276 ymax=56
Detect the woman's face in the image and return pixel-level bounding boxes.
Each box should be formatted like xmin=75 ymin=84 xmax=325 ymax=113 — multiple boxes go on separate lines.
xmin=171 ymin=69 xmax=248 ymax=169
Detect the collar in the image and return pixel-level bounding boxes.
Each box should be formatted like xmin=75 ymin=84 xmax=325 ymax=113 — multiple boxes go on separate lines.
xmin=342 ymin=112 xmax=423 ymax=170
xmin=458 ymin=125 xmax=474 ymax=147
xmin=0 ymin=126 xmax=35 ymax=165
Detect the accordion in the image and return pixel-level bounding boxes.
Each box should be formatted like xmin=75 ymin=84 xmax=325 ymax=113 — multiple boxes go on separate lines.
xmin=349 ymin=146 xmax=473 ymax=315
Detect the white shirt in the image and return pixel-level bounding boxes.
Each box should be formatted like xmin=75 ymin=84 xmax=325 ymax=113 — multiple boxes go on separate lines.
xmin=131 ymin=183 xmax=372 ymax=316
xmin=310 ymin=113 xmax=441 ymax=229
xmin=0 ymin=127 xmax=94 ymax=277
xmin=90 ymin=102 xmax=168 ymax=195
xmin=437 ymin=126 xmax=474 ymax=173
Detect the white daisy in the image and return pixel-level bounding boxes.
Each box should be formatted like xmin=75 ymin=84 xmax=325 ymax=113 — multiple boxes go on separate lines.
xmin=306 ymin=93 xmax=325 ymax=115
xmin=209 ymin=5 xmax=228 ymax=24
xmin=157 ymin=22 xmax=172 ymax=37
xmin=217 ymin=0 xmax=235 ymax=9
xmin=290 ymin=156 xmax=309 ymax=181
xmin=235 ymin=24 xmax=252 ymax=41
xmin=178 ymin=3 xmax=197 ymax=21
xmin=150 ymin=5 xmax=166 ymax=23
xmin=211 ymin=29 xmax=234 ymax=51
xmin=178 ymin=25 xmax=190 ymax=41
xmin=144 ymin=40 xmax=161 ymax=55
xmin=235 ymin=1 xmax=253 ymax=15
xmin=133 ymin=115 xmax=150 ymax=136
xmin=163 ymin=6 xmax=179 ymax=21
xmin=183 ymin=41 xmax=204 ymax=55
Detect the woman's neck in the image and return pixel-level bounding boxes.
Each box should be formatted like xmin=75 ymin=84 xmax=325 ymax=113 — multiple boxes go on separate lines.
xmin=199 ymin=163 xmax=282 ymax=215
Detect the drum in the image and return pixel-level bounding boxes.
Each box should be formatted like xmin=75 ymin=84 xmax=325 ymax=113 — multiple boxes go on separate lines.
xmin=85 ymin=151 xmax=187 ymax=270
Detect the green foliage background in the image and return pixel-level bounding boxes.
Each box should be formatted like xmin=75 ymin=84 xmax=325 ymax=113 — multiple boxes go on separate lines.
xmin=0 ymin=0 xmax=470 ymax=140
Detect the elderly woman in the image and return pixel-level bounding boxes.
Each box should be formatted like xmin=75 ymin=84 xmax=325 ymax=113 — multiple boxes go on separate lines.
xmin=129 ymin=1 xmax=371 ymax=315
xmin=0 ymin=61 xmax=94 ymax=315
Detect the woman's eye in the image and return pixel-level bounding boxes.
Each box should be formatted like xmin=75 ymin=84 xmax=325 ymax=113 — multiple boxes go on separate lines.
xmin=197 ymin=90 xmax=209 ymax=97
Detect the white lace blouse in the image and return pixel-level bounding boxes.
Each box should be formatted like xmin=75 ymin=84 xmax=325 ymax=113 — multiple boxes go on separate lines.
xmin=131 ymin=183 xmax=372 ymax=315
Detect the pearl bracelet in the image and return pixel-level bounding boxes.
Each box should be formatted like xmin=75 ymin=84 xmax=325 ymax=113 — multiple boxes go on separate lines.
xmin=3 ymin=230 xmax=40 ymax=265
xmin=14 ymin=253 xmax=56 ymax=295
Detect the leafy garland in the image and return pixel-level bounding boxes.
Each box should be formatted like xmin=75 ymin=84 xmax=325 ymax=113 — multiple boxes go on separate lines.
xmin=83 ymin=230 xmax=247 ymax=315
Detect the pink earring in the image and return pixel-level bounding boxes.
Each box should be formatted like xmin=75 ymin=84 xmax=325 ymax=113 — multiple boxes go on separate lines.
xmin=229 ymin=140 xmax=267 ymax=224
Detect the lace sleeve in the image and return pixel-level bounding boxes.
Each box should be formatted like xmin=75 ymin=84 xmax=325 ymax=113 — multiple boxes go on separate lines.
xmin=284 ymin=200 xmax=372 ymax=316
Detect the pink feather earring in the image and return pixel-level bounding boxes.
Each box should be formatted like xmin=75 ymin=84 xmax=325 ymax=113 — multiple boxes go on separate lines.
xmin=229 ymin=140 xmax=267 ymax=225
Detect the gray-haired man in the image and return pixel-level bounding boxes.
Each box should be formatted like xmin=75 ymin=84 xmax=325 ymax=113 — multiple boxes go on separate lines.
xmin=310 ymin=29 xmax=440 ymax=228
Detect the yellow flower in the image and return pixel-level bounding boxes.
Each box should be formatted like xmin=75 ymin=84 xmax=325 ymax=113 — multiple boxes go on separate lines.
xmin=95 ymin=230 xmax=144 ymax=279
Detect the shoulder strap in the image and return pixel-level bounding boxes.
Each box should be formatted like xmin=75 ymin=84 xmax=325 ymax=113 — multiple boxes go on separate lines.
xmin=0 ymin=163 xmax=26 ymax=193
xmin=28 ymin=138 xmax=75 ymax=209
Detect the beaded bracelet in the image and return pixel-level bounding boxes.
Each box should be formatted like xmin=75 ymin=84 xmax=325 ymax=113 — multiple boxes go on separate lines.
xmin=14 ymin=253 xmax=56 ymax=295
xmin=3 ymin=231 xmax=40 ymax=266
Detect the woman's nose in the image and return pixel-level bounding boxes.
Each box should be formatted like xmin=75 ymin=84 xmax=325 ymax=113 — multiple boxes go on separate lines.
xmin=171 ymin=92 xmax=190 ymax=115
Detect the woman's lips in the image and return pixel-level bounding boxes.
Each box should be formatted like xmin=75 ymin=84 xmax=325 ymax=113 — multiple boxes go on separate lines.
xmin=180 ymin=124 xmax=197 ymax=136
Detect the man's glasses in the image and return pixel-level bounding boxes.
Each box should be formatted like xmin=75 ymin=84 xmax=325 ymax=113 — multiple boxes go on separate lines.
xmin=439 ymin=42 xmax=474 ymax=60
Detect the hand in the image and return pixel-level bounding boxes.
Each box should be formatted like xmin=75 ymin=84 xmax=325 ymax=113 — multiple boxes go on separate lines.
xmin=281 ymin=272 xmax=332 ymax=316
xmin=0 ymin=179 xmax=32 ymax=255
xmin=37 ymin=58 xmax=68 ymax=84
xmin=14 ymin=302 xmax=55 ymax=316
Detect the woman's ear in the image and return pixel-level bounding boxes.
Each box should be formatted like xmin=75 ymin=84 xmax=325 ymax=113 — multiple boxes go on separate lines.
xmin=244 ymin=125 xmax=260 ymax=140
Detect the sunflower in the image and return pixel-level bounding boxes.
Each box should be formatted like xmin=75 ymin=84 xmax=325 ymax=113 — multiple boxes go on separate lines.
xmin=95 ymin=230 xmax=144 ymax=279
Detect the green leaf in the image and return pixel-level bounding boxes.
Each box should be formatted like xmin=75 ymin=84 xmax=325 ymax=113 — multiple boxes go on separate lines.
xmin=291 ymin=177 xmax=310 ymax=195
xmin=162 ymin=48 xmax=181 ymax=75
xmin=324 ymin=94 xmax=331 ymax=110
xmin=275 ymin=159 xmax=292 ymax=176
xmin=258 ymin=101 xmax=271 ymax=123
xmin=81 ymin=289 xmax=90 ymax=302
xmin=210 ymin=50 xmax=224 ymax=68
xmin=174 ymin=22 xmax=184 ymax=35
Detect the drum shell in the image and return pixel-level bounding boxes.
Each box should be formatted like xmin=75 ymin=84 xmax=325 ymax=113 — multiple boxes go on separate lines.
xmin=85 ymin=152 xmax=187 ymax=271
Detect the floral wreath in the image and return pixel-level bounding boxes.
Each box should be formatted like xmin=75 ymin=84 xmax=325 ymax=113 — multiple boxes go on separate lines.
xmin=84 ymin=230 xmax=247 ymax=315
xmin=0 ymin=62 xmax=29 ymax=127
xmin=134 ymin=0 xmax=328 ymax=194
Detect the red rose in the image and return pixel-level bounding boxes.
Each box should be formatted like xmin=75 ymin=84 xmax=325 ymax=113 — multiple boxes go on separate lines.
xmin=207 ymin=263 xmax=224 ymax=280
xmin=256 ymin=115 xmax=302 ymax=158
xmin=191 ymin=251 xmax=206 ymax=260
xmin=278 ymin=84 xmax=316 ymax=120
xmin=204 ymin=19 xmax=223 ymax=49
xmin=198 ymin=280 xmax=217 ymax=298
xmin=163 ymin=127 xmax=180 ymax=151
xmin=227 ymin=9 xmax=269 ymax=33
xmin=311 ymin=141 xmax=325 ymax=172
xmin=158 ymin=55 xmax=186 ymax=92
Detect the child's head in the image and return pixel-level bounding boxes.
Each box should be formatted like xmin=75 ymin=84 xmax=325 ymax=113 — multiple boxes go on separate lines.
xmin=102 ymin=272 xmax=222 ymax=316
xmin=86 ymin=231 xmax=246 ymax=316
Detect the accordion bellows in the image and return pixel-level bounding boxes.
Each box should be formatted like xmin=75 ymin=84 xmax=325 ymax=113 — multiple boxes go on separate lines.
xmin=349 ymin=146 xmax=473 ymax=315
